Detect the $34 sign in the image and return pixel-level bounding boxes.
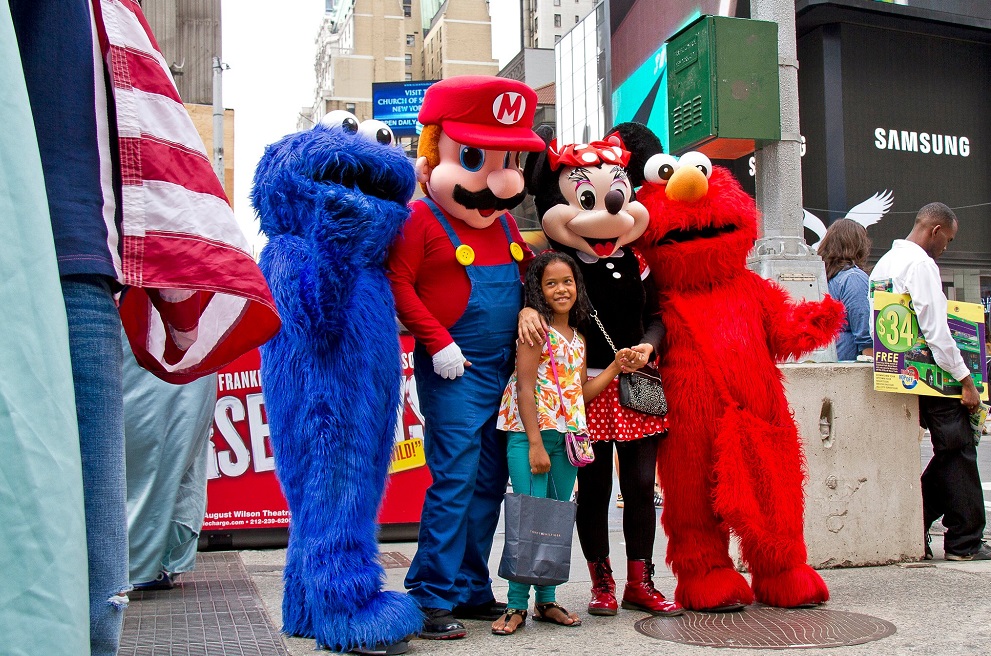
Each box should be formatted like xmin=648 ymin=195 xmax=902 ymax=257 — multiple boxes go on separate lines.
xmin=876 ymin=303 xmax=918 ymax=352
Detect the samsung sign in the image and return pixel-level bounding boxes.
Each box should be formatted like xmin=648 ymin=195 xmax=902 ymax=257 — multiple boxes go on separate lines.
xmin=372 ymin=80 xmax=438 ymax=138
xmin=874 ymin=128 xmax=971 ymax=157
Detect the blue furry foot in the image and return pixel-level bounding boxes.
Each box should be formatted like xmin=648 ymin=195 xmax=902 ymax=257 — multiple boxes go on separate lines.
xmin=318 ymin=638 xmax=410 ymax=655
xmin=312 ymin=590 xmax=423 ymax=652
xmin=282 ymin=584 xmax=315 ymax=638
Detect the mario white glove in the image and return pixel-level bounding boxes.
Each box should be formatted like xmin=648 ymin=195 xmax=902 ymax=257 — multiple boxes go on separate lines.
xmin=432 ymin=342 xmax=467 ymax=380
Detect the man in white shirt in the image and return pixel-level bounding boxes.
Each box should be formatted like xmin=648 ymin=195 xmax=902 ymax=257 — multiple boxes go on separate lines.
xmin=871 ymin=202 xmax=989 ymax=561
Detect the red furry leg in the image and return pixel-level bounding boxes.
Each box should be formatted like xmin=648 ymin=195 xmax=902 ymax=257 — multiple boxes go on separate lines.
xmin=715 ymin=413 xmax=829 ymax=608
xmin=658 ymin=432 xmax=754 ymax=611
xmin=751 ymin=564 xmax=829 ymax=608
xmin=674 ymin=566 xmax=754 ymax=612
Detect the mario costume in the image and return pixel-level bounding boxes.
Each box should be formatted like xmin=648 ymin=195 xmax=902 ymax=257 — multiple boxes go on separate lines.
xmin=386 ymin=76 xmax=545 ymax=639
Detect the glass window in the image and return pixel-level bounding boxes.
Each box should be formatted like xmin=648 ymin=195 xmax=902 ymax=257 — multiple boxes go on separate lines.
xmin=406 ymin=34 xmax=415 ymax=46
xmin=405 ymin=73 xmax=413 ymax=81
xmin=346 ymin=102 xmax=356 ymax=113
xmin=554 ymin=14 xmax=562 ymax=27
xmin=575 ymin=15 xmax=580 ymax=24
xmin=555 ymin=35 xmax=561 ymax=42
xmin=405 ymin=53 xmax=412 ymax=66
xmin=554 ymin=0 xmax=561 ymax=4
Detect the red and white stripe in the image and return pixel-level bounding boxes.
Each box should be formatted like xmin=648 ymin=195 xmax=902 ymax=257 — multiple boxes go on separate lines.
xmin=94 ymin=0 xmax=280 ymax=383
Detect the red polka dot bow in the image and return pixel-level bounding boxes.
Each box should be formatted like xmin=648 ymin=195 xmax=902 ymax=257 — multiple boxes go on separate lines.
xmin=547 ymin=132 xmax=631 ymax=171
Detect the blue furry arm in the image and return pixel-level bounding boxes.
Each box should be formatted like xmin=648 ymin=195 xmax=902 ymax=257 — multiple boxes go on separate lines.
xmin=259 ymin=234 xmax=327 ymax=343
xmin=302 ymin=187 xmax=377 ymax=337
xmin=762 ymin=279 xmax=845 ymax=361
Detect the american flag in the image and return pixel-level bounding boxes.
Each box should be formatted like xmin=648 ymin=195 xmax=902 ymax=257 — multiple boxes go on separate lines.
xmin=93 ymin=0 xmax=280 ymax=383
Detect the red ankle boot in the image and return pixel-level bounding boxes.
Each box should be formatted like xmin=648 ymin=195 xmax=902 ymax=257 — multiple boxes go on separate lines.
xmin=621 ymin=559 xmax=684 ymax=616
xmin=587 ymin=559 xmax=618 ymax=616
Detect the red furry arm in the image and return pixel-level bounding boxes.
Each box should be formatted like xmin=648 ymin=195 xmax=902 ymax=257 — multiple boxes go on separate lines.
xmin=762 ymin=280 xmax=846 ymax=361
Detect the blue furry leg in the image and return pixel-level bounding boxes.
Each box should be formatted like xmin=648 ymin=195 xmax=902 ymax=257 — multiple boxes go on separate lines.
xmin=281 ymin=539 xmax=314 ymax=638
xmin=312 ymin=590 xmax=423 ymax=652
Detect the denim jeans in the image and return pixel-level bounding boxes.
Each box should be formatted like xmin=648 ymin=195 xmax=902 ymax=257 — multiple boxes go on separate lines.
xmin=62 ymin=274 xmax=128 ymax=656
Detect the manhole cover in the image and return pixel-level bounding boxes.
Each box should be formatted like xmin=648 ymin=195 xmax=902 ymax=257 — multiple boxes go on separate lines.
xmin=636 ymin=606 xmax=896 ymax=649
xmin=381 ymin=551 xmax=412 ymax=569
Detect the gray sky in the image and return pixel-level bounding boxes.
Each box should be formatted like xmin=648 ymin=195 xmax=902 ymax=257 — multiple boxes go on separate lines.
xmin=221 ymin=1 xmax=521 ymax=252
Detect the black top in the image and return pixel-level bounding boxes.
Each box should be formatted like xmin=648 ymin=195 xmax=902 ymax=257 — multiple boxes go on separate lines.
xmin=566 ymin=247 xmax=664 ymax=370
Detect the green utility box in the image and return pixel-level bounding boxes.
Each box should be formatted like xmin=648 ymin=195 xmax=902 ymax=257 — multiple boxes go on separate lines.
xmin=667 ymin=15 xmax=780 ymax=158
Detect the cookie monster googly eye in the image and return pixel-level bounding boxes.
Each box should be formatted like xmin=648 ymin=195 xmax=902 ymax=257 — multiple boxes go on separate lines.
xmin=358 ymin=119 xmax=396 ymax=147
xmin=319 ymin=109 xmax=360 ymax=134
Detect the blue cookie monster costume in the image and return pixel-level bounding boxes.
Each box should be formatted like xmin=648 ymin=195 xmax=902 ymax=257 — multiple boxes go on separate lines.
xmin=251 ymin=112 xmax=421 ymax=654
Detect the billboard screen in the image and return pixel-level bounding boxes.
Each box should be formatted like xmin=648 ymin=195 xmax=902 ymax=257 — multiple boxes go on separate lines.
xmin=798 ymin=22 xmax=991 ymax=267
xmin=372 ymin=80 xmax=438 ymax=138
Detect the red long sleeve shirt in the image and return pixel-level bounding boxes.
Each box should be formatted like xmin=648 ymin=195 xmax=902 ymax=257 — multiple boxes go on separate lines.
xmin=387 ymin=199 xmax=533 ymax=355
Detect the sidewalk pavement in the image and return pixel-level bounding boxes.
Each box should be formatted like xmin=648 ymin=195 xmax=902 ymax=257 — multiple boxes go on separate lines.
xmin=237 ymin=515 xmax=991 ymax=656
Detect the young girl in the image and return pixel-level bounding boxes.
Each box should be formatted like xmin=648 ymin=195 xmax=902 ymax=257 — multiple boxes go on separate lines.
xmin=493 ymin=251 xmax=638 ymax=636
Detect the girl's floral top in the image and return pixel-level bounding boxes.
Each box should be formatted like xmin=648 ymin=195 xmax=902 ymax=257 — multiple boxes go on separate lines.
xmin=497 ymin=327 xmax=587 ymax=433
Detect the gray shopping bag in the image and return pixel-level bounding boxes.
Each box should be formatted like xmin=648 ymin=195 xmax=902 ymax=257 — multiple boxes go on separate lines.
xmin=497 ymin=490 xmax=576 ymax=587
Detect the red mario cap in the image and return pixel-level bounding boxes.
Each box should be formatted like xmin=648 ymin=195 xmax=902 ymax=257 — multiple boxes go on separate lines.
xmin=418 ymin=76 xmax=545 ymax=152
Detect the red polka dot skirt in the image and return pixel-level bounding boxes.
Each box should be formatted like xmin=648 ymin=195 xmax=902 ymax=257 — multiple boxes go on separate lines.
xmin=586 ymin=377 xmax=669 ymax=442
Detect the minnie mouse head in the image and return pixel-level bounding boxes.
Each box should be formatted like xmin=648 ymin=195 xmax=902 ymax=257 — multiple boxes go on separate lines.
xmin=524 ymin=123 xmax=663 ymax=260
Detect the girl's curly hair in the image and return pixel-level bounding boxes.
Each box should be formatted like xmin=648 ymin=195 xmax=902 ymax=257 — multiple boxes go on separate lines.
xmin=524 ymin=250 xmax=591 ymax=328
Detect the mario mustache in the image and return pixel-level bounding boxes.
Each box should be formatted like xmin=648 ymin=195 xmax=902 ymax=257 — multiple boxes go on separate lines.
xmin=452 ymin=184 xmax=527 ymax=212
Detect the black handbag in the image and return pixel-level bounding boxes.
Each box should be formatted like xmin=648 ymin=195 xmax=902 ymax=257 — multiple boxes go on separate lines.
xmin=618 ymin=364 xmax=669 ymax=417
xmin=498 ymin=476 xmax=576 ymax=586
xmin=589 ymin=308 xmax=669 ymax=417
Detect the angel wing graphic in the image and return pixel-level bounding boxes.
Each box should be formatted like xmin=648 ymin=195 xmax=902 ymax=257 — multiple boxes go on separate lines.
xmin=803 ymin=190 xmax=893 ymax=249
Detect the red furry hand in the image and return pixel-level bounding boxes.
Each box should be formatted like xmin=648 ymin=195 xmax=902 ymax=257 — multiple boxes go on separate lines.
xmin=771 ymin=293 xmax=846 ymax=361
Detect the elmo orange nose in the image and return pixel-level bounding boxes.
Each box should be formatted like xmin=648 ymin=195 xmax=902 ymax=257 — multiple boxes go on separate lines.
xmin=666 ymin=166 xmax=709 ymax=202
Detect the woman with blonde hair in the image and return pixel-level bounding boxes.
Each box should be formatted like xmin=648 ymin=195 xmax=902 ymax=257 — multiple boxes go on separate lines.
xmin=818 ymin=218 xmax=874 ymax=361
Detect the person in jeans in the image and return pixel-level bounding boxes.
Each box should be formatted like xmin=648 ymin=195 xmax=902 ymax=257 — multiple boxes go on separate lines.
xmin=870 ymin=202 xmax=989 ymax=561
xmin=819 ymin=219 xmax=874 ymax=360
xmin=9 ymin=3 xmax=278 ymax=653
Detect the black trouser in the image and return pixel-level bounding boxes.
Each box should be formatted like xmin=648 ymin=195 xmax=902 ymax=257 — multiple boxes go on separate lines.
xmin=920 ymin=396 xmax=986 ymax=555
xmin=576 ymin=434 xmax=659 ymax=561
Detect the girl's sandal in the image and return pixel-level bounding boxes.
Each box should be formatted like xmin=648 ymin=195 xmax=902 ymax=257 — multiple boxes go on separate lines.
xmin=533 ymin=602 xmax=582 ymax=627
xmin=491 ymin=608 xmax=527 ymax=636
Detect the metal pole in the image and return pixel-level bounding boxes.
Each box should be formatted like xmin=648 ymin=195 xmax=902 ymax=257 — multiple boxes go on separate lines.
xmin=749 ymin=0 xmax=836 ymax=361
xmin=750 ymin=0 xmax=802 ymax=240
xmin=212 ymin=56 xmax=225 ymax=184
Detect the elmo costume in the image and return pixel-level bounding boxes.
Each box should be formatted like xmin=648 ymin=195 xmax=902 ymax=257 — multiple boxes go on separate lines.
xmin=637 ymin=152 xmax=844 ymax=611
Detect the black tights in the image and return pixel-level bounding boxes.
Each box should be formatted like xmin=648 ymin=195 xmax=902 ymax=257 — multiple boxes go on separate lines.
xmin=576 ymin=434 xmax=659 ymax=561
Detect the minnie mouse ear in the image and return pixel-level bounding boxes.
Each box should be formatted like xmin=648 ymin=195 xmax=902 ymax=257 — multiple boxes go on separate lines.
xmin=606 ymin=122 xmax=663 ymax=187
xmin=523 ymin=125 xmax=555 ymax=191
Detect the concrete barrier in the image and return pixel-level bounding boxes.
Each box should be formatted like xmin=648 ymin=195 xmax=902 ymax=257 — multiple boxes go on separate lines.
xmin=782 ymin=361 xmax=925 ymax=567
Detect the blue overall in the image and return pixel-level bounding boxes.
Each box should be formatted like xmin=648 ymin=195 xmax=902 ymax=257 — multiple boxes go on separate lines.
xmin=405 ymin=198 xmax=522 ymax=610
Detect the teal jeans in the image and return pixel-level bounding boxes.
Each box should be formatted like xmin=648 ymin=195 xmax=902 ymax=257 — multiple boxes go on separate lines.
xmin=505 ymin=430 xmax=579 ymax=609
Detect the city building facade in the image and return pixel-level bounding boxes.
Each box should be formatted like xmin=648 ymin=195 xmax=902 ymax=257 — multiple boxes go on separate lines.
xmin=302 ymin=0 xmax=498 ymax=134
xmin=143 ymin=0 xmax=235 ymax=204
xmin=522 ymin=0 xmax=597 ymax=48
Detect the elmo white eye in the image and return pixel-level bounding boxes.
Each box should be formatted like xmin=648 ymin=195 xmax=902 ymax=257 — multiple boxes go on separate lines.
xmin=678 ymin=151 xmax=713 ymax=178
xmin=319 ymin=110 xmax=360 ymax=134
xmin=644 ymin=153 xmax=679 ymax=184
xmin=358 ymin=119 xmax=395 ymax=147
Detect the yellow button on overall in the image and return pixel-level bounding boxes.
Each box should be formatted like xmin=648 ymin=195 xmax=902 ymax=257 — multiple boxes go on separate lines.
xmin=455 ymin=244 xmax=475 ymax=266
xmin=510 ymin=242 xmax=524 ymax=262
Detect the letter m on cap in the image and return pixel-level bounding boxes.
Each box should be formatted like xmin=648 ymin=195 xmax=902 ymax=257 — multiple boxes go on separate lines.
xmin=493 ymin=92 xmax=525 ymax=125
